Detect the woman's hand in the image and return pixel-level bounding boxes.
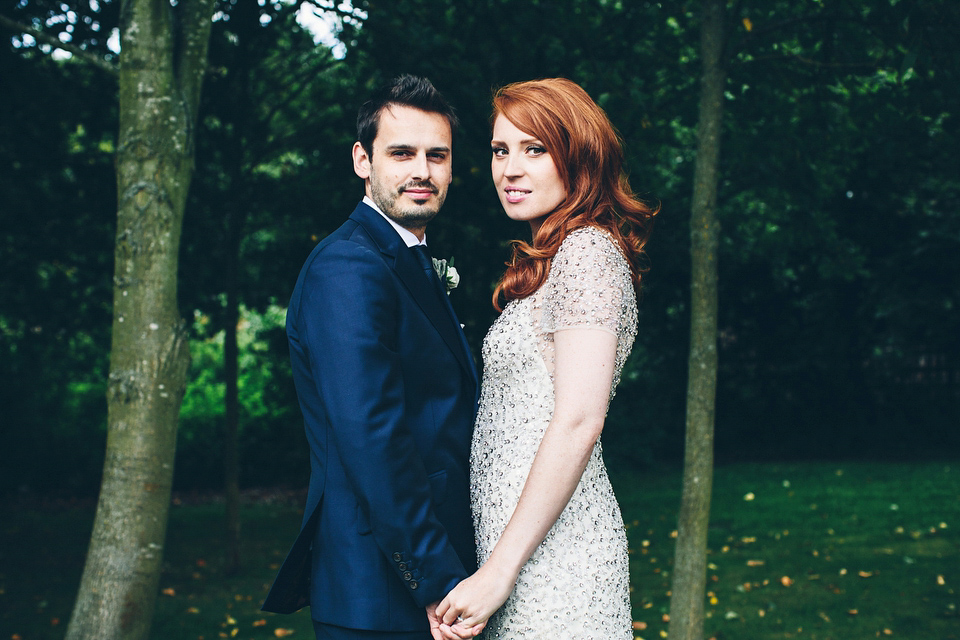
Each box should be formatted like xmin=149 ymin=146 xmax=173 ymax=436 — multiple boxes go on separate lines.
xmin=434 ymin=561 xmax=517 ymax=639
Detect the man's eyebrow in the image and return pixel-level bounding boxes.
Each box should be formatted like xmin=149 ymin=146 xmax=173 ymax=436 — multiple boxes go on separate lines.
xmin=384 ymin=143 xmax=450 ymax=153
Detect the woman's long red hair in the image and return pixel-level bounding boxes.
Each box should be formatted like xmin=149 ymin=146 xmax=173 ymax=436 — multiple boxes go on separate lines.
xmin=491 ymin=78 xmax=658 ymax=311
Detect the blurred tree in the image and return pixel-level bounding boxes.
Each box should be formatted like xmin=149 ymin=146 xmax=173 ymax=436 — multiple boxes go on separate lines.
xmin=65 ymin=0 xmax=216 ymax=636
xmin=0 ymin=33 xmax=116 ymax=496
xmin=669 ymin=3 xmax=724 ymax=639
xmin=2 ymin=0 xmax=217 ymax=637
xmin=177 ymin=0 xmax=361 ymax=573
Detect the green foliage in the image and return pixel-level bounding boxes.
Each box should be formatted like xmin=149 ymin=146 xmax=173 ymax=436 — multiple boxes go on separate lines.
xmin=2 ymin=0 xmax=958 ymax=495
xmin=177 ymin=304 xmax=303 ymax=491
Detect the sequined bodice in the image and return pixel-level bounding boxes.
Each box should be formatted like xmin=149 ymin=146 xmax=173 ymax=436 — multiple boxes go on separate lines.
xmin=470 ymin=227 xmax=635 ymax=639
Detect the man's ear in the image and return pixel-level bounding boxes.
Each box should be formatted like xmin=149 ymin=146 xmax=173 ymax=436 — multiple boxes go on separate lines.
xmin=352 ymin=141 xmax=371 ymax=179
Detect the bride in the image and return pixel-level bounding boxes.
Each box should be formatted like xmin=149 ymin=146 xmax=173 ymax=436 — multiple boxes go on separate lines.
xmin=433 ymin=78 xmax=657 ymax=639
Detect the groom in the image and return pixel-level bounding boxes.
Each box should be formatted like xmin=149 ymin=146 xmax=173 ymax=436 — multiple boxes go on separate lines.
xmin=262 ymin=75 xmax=479 ymax=639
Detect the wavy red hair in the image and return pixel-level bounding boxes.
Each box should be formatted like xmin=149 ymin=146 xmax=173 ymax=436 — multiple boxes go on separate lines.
xmin=491 ymin=78 xmax=658 ymax=311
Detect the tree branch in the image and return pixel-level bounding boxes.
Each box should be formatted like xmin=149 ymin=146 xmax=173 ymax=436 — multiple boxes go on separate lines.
xmin=0 ymin=14 xmax=117 ymax=75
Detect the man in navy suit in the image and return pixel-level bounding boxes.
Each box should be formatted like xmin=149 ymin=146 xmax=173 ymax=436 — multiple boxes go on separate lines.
xmin=261 ymin=75 xmax=478 ymax=640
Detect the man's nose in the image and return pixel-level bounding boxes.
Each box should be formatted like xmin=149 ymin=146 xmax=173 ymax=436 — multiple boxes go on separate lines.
xmin=410 ymin=152 xmax=430 ymax=179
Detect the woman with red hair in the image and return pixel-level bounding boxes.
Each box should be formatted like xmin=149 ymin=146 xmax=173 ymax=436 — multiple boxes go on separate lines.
xmin=434 ymin=78 xmax=657 ymax=639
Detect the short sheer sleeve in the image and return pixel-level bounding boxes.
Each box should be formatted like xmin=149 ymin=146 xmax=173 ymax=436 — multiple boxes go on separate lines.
xmin=540 ymin=227 xmax=634 ymax=337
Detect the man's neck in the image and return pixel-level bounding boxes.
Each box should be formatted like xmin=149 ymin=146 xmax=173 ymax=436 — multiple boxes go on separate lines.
xmin=363 ymin=196 xmax=426 ymax=247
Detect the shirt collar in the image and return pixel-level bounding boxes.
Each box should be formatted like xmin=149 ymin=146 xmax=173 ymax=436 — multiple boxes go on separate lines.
xmin=363 ymin=196 xmax=426 ymax=248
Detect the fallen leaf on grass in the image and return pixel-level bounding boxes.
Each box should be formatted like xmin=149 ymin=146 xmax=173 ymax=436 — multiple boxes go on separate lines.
xmin=162 ymin=588 xmax=175 ymax=596
xmin=781 ymin=576 xmax=794 ymax=587
xmin=186 ymin=607 xmax=200 ymax=614
xmin=274 ymin=629 xmax=296 ymax=638
xmin=253 ymin=619 xmax=267 ymax=627
xmin=633 ymin=621 xmax=647 ymax=630
xmin=859 ymin=571 xmax=874 ymax=578
xmin=848 ymin=609 xmax=859 ymax=615
xmin=747 ymin=559 xmax=765 ymax=566
xmin=937 ymin=575 xmax=946 ymax=585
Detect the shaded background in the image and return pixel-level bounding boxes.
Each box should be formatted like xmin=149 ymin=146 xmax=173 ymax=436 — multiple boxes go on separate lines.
xmin=1 ymin=0 xmax=958 ymax=499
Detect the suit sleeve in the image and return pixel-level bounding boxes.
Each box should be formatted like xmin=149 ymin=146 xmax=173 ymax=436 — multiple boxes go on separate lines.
xmin=296 ymin=239 xmax=467 ymax=607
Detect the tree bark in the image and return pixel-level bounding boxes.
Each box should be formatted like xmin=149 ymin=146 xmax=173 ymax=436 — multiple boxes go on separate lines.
xmin=65 ymin=1 xmax=215 ymax=638
xmin=668 ymin=1 xmax=726 ymax=639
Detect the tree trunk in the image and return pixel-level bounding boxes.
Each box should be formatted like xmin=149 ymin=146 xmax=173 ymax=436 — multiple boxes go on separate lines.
xmin=65 ymin=1 xmax=215 ymax=638
xmin=223 ymin=206 xmax=242 ymax=576
xmin=668 ymin=1 xmax=726 ymax=639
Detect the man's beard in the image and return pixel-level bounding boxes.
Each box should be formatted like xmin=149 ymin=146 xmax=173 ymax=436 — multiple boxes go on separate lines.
xmin=370 ymin=175 xmax=445 ymax=229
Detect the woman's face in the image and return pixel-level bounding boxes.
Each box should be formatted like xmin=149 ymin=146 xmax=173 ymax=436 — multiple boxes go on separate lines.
xmin=491 ymin=114 xmax=566 ymax=232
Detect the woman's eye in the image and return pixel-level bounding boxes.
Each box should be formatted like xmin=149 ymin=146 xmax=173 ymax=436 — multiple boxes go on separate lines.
xmin=527 ymin=145 xmax=546 ymax=156
xmin=491 ymin=147 xmax=507 ymax=157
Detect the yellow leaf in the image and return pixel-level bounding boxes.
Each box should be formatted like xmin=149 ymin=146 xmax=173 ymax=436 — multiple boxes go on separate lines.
xmin=230 ymin=629 xmax=239 ymax=638
xmin=858 ymin=571 xmax=873 ymax=578
xmin=253 ymin=619 xmax=268 ymax=627
xmin=780 ymin=576 xmax=794 ymax=587
xmin=274 ymin=630 xmax=296 ymax=638
xmin=744 ymin=493 xmax=755 ymax=501
xmin=633 ymin=621 xmax=648 ymax=630
xmin=187 ymin=607 xmax=201 ymax=614
xmin=225 ymin=615 xmax=237 ymax=626
xmin=937 ymin=575 xmax=946 ymax=585
xmin=161 ymin=588 xmax=176 ymax=597
xmin=742 ymin=17 xmax=753 ymax=31
xmin=747 ymin=559 xmax=765 ymax=567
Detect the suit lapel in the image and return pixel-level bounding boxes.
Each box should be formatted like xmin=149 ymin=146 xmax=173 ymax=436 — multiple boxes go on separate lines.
xmin=350 ymin=204 xmax=478 ymax=385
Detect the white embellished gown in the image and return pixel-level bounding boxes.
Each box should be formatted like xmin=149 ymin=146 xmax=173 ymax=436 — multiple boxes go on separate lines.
xmin=470 ymin=227 xmax=637 ymax=639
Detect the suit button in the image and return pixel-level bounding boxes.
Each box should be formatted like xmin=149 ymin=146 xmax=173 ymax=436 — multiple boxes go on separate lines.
xmin=403 ymin=571 xmax=412 ymax=581
xmin=398 ymin=562 xmax=408 ymax=571
xmin=410 ymin=581 xmax=419 ymax=590
xmin=392 ymin=552 xmax=403 ymax=562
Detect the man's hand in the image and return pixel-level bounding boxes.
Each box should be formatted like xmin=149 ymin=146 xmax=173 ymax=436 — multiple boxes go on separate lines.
xmin=426 ymin=601 xmax=444 ymax=640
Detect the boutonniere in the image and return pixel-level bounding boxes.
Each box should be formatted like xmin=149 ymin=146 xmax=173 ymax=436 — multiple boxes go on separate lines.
xmin=431 ymin=257 xmax=460 ymax=294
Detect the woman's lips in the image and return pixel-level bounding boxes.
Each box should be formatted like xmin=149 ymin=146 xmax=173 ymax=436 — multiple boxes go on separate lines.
xmin=504 ymin=188 xmax=530 ymax=204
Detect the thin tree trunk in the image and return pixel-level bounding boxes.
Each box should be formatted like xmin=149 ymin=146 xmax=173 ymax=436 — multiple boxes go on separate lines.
xmin=65 ymin=1 xmax=215 ymax=638
xmin=668 ymin=1 xmax=726 ymax=639
xmin=223 ymin=207 xmax=242 ymax=576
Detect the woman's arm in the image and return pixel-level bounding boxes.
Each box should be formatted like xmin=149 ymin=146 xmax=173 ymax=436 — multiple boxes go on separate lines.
xmin=435 ymin=327 xmax=618 ymax=638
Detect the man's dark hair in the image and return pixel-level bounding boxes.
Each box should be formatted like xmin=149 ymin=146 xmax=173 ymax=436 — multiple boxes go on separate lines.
xmin=356 ymin=75 xmax=459 ymax=155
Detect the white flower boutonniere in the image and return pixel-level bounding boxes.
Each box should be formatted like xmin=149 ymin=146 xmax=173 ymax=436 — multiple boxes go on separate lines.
xmin=431 ymin=257 xmax=460 ymax=294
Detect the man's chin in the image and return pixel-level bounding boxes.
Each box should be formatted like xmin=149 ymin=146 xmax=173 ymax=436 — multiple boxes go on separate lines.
xmin=387 ymin=207 xmax=440 ymax=227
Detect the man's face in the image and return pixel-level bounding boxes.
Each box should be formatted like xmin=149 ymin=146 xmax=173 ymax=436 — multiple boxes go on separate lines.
xmin=353 ymin=105 xmax=453 ymax=237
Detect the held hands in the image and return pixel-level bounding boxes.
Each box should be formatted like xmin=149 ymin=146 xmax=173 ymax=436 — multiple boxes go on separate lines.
xmin=433 ymin=561 xmax=517 ymax=640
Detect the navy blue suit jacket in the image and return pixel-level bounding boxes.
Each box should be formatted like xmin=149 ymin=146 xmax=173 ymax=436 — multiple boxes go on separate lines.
xmin=262 ymin=202 xmax=479 ymax=632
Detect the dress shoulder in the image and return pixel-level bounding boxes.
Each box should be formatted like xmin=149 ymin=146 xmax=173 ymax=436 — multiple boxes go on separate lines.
xmin=540 ymin=226 xmax=635 ymax=336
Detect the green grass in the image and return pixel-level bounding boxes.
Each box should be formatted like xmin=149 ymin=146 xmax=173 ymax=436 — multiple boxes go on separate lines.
xmin=2 ymin=462 xmax=958 ymax=639
xmin=616 ymin=462 xmax=960 ymax=640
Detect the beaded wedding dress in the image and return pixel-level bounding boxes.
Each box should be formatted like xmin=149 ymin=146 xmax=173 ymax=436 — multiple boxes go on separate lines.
xmin=470 ymin=227 xmax=637 ymax=639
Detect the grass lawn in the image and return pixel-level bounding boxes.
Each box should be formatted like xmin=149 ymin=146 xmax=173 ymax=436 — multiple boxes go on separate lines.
xmin=1 ymin=462 xmax=957 ymax=639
